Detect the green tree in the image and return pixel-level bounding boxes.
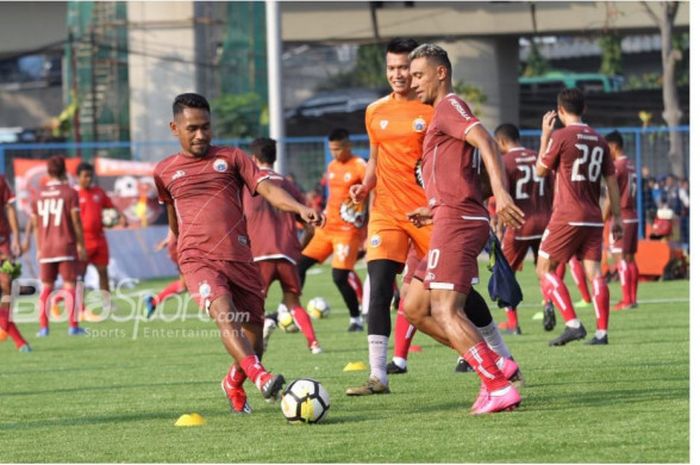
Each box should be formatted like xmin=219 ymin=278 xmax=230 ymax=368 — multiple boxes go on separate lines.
xmin=319 ymin=43 xmax=387 ymax=91
xmin=454 ymin=81 xmax=487 ymax=117
xmin=599 ymin=34 xmax=623 ymax=76
xmin=522 ymin=41 xmax=549 ymax=77
xmin=212 ymin=93 xmax=267 ymax=139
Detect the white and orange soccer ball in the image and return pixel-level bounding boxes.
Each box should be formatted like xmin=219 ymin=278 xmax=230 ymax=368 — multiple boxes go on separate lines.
xmin=280 ymin=378 xmax=330 ymax=424
xmin=306 ymin=297 xmax=330 ymax=320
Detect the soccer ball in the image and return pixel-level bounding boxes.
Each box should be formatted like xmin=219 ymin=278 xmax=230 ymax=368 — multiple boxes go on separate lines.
xmin=102 ymin=208 xmax=120 ymax=228
xmin=280 ymin=378 xmax=330 ymax=424
xmin=277 ymin=304 xmax=298 ymax=333
xmin=306 ymin=297 xmax=330 ymax=320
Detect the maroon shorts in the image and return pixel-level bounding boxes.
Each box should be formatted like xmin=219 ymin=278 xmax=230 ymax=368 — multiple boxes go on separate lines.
xmin=539 ymin=223 xmax=603 ymax=264
xmin=501 ymin=228 xmax=542 ymax=271
xmin=85 ymin=236 xmax=110 ymax=267
xmin=610 ymin=220 xmax=639 ymax=255
xmin=40 ymin=260 xmax=77 ymax=284
xmin=180 ymin=258 xmax=265 ymax=326
xmin=256 ymin=259 xmax=301 ymax=296
xmin=401 ymin=245 xmax=421 ymax=286
xmin=423 ymin=216 xmax=490 ymax=295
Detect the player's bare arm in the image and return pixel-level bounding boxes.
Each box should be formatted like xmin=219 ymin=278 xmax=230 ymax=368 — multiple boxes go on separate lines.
xmin=165 ymin=203 xmax=179 ymax=238
xmin=467 ymin=125 xmax=524 ymax=229
xmin=349 ymin=144 xmax=377 ymax=204
xmin=535 ymin=111 xmax=557 ymax=177
xmin=6 ymin=202 xmax=21 ymax=257
xmin=70 ymin=209 xmax=88 ymax=262
xmin=256 ymin=179 xmax=324 ymax=226
xmin=605 ymin=174 xmax=623 ymax=241
xmin=406 ymin=206 xmax=433 ymax=228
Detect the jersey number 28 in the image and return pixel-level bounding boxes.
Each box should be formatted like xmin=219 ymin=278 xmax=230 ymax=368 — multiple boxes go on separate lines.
xmin=572 ymin=144 xmax=604 ymax=182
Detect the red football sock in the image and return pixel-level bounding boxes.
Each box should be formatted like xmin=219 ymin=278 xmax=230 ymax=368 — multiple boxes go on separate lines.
xmin=290 ymin=305 xmax=318 ymax=347
xmin=463 ymin=341 xmax=510 ymax=392
xmin=592 ymin=277 xmax=610 ymax=331
xmin=226 ymin=363 xmax=248 ymax=389
xmin=569 ymin=258 xmax=591 ymax=303
xmin=65 ymin=288 xmax=78 ymax=328
xmin=0 ymin=306 xmax=27 ymax=349
xmin=618 ymin=260 xmax=630 ymax=304
xmin=393 ymin=303 xmax=416 ymax=360
xmin=505 ymin=307 xmax=519 ymax=328
xmin=240 ymin=354 xmax=269 ymax=388
xmin=155 ymin=280 xmax=185 ymax=306
xmin=38 ymin=287 xmax=52 ymax=329
xmin=347 ymin=271 xmax=363 ymax=305
xmin=555 ymin=262 xmax=567 ymax=280
xmin=541 ymin=272 xmax=578 ymax=322
xmin=629 ymin=261 xmax=639 ymax=304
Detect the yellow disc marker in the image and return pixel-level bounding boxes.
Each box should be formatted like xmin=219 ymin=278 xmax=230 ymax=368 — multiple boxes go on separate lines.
xmin=175 ymin=413 xmax=206 ymax=427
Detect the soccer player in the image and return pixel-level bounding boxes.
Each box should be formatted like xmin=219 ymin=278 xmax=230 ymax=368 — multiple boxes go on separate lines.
xmin=493 ymin=123 xmax=554 ymax=334
xmin=0 ymin=174 xmax=31 ymax=352
xmin=75 ymin=162 xmax=128 ymax=318
xmin=144 ymin=230 xmax=186 ymax=318
xmin=535 ymin=89 xmax=622 ymax=346
xmin=348 ymin=38 xmax=434 ymax=388
xmin=604 ymin=130 xmax=639 ymax=310
xmin=30 ymin=156 xmax=88 ymax=337
xmin=153 ymin=93 xmax=322 ymax=414
xmin=396 ymin=43 xmax=523 ymax=414
xmin=242 ymin=137 xmax=322 ymax=354
xmin=298 ymin=128 xmax=367 ymax=332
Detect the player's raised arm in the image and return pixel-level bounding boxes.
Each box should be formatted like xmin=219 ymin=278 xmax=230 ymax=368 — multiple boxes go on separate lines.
xmin=256 ymin=179 xmax=324 ymax=226
xmin=466 ymin=125 xmax=524 ymax=229
xmin=536 ymin=110 xmax=557 ymax=178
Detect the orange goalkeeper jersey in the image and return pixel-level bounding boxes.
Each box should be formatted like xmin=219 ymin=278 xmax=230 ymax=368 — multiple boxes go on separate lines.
xmin=365 ymin=93 xmax=434 ymax=219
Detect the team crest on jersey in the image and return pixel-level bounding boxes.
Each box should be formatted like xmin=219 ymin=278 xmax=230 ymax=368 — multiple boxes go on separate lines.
xmin=198 ymin=281 xmax=211 ymax=299
xmin=370 ymin=234 xmax=382 ymax=248
xmin=93 ymin=194 xmax=100 ymax=202
xmin=380 ymin=120 xmax=389 ymax=130
xmin=238 ymin=235 xmax=248 ymax=246
xmin=213 ymin=159 xmax=228 ymax=172
xmin=344 ymin=172 xmax=352 ymax=182
xmin=413 ymin=117 xmax=427 ymax=133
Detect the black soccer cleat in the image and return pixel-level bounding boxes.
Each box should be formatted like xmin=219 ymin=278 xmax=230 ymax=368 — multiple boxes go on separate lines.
xmin=543 ymin=301 xmax=556 ymax=332
xmin=386 ymin=361 xmax=407 ymax=375
xmin=260 ymin=373 xmax=286 ymax=401
xmin=548 ymin=324 xmax=587 ymax=346
xmin=585 ymin=334 xmax=609 ymax=345
xmin=455 ymin=357 xmax=474 ymax=373
xmin=347 ymin=322 xmax=364 ymax=332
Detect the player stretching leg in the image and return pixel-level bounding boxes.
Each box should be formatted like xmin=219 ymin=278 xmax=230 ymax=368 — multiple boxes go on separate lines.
xmin=153 ymin=94 xmax=323 ymax=414
xmin=493 ymin=123 xmax=554 ymax=335
xmin=243 ymin=137 xmax=322 ymax=355
xmin=603 ymin=131 xmax=639 ymax=311
xmin=0 ymin=175 xmax=30 ymax=352
xmin=535 ymin=89 xmax=622 ymax=347
xmin=29 ymin=156 xmax=88 ymax=337
xmin=298 ymin=129 xmax=367 ymax=332
xmin=144 ymin=231 xmax=186 ymax=319
xmin=400 ymin=44 xmax=523 ymax=414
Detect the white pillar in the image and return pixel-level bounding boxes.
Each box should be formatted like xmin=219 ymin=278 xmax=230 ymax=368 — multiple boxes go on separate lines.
xmin=265 ymin=0 xmax=286 ymax=174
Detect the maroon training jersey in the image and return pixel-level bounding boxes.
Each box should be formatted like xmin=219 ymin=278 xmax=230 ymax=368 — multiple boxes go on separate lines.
xmin=243 ymin=167 xmax=305 ymax=264
xmin=614 ymin=155 xmax=638 ymax=219
xmin=0 ymin=175 xmax=16 ymax=243
xmin=539 ymin=123 xmax=614 ymax=226
xmin=31 ymin=180 xmax=80 ymax=263
xmin=153 ymin=146 xmax=270 ymax=263
xmin=503 ymin=147 xmax=554 ymax=238
xmin=421 ymin=93 xmax=488 ymax=220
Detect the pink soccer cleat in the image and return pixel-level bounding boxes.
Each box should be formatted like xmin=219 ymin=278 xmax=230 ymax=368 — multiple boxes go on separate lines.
xmin=471 ymin=385 xmax=521 ymax=415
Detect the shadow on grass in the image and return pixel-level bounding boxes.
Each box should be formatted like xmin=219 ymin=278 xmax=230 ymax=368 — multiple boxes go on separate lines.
xmin=0 ymin=380 xmax=211 ymax=397
xmin=0 ymin=411 xmax=176 ymax=431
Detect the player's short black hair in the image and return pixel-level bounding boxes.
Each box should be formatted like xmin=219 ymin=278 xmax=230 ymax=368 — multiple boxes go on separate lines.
xmin=250 ymin=137 xmax=277 ymax=165
xmin=408 ymin=43 xmax=452 ymax=74
xmin=494 ymin=123 xmax=520 ymax=143
xmin=328 ymin=128 xmax=350 ymax=142
xmin=172 ymin=93 xmax=210 ymax=117
xmin=386 ymin=38 xmax=419 ymax=54
xmin=47 ymin=156 xmax=66 ymax=179
xmin=605 ymin=130 xmax=624 ymax=149
xmin=76 ymin=162 xmax=94 ymax=176
xmin=557 ymin=88 xmax=585 ymax=116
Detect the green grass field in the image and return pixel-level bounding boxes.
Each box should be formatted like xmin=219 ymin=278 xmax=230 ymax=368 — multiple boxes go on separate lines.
xmin=1 ymin=263 xmax=689 ymax=463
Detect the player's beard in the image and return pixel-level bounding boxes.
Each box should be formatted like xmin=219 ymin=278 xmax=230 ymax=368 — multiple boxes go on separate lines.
xmin=190 ymin=142 xmax=210 ymax=157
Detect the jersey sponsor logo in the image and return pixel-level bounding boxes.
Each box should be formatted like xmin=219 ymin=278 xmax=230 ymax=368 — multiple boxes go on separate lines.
xmin=198 ymin=281 xmax=211 ymax=299
xmin=412 ymin=117 xmax=427 ymax=133
xmin=172 ymin=170 xmax=186 ymax=181
xmin=448 ymin=98 xmax=474 ymax=122
xmin=213 ymin=159 xmax=228 ymax=172
xmin=380 ymin=120 xmax=389 ymax=130
xmin=370 ymin=234 xmax=382 ymax=248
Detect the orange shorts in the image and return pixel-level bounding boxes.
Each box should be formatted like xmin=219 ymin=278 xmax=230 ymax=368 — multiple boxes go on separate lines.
xmin=365 ymin=212 xmax=432 ymax=264
xmin=302 ymin=227 xmax=363 ymax=270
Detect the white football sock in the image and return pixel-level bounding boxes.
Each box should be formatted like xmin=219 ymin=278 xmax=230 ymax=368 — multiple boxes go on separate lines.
xmin=392 ymin=357 xmax=407 ymax=369
xmin=477 ymin=321 xmax=511 ymax=359
xmin=565 ymin=318 xmax=581 ymax=329
xmin=361 ymin=276 xmax=371 ymax=316
xmin=368 ymin=334 xmax=388 ymax=386
xmin=595 ymin=330 xmax=607 ymax=339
